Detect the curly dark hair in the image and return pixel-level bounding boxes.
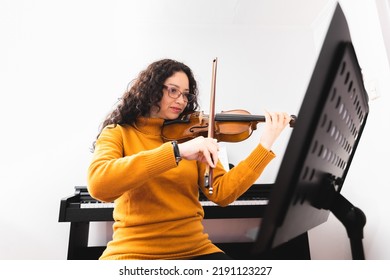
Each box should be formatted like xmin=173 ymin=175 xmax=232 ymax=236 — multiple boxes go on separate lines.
xmin=92 ymin=59 xmax=199 ymax=150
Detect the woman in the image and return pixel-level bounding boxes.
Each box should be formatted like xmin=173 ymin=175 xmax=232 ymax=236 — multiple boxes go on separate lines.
xmin=88 ymin=58 xmax=291 ymax=260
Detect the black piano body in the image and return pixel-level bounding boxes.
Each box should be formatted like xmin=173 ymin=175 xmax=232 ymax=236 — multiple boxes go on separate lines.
xmin=59 ymin=185 xmax=310 ymax=260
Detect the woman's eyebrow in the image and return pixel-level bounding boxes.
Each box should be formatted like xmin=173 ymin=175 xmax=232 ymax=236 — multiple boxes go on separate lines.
xmin=166 ymin=83 xmax=190 ymax=92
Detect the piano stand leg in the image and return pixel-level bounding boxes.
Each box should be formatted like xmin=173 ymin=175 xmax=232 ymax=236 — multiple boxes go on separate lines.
xmin=67 ymin=222 xmax=90 ymax=260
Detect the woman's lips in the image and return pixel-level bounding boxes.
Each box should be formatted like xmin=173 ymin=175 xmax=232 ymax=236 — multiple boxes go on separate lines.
xmin=170 ymin=107 xmax=182 ymax=114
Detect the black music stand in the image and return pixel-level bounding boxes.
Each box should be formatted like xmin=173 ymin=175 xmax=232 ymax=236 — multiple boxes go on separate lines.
xmin=252 ymin=3 xmax=369 ymax=260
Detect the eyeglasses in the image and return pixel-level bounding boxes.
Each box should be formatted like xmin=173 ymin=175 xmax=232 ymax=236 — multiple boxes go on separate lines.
xmin=163 ymin=85 xmax=195 ymax=103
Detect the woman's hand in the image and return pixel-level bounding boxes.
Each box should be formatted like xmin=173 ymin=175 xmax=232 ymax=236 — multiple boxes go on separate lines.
xmin=178 ymin=136 xmax=219 ymax=168
xmin=259 ymin=111 xmax=291 ymax=151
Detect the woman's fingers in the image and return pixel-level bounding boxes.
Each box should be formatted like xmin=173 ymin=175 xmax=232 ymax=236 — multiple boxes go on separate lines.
xmin=260 ymin=111 xmax=291 ymax=150
xmin=178 ymin=136 xmax=219 ymax=167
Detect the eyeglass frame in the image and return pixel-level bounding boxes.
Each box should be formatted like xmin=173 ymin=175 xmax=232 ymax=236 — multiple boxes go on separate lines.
xmin=163 ymin=85 xmax=195 ymax=103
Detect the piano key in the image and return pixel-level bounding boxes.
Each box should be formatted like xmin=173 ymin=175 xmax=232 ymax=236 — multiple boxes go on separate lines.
xmin=200 ymin=199 xmax=268 ymax=206
xmin=79 ymin=199 xmax=268 ymax=209
xmin=80 ymin=202 xmax=115 ymax=209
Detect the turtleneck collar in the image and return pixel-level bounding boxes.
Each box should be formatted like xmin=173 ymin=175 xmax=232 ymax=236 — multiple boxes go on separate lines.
xmin=134 ymin=117 xmax=165 ymax=136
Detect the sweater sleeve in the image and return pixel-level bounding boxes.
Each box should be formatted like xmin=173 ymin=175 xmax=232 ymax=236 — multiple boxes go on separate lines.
xmin=87 ymin=125 xmax=177 ymax=202
xmin=199 ymin=144 xmax=276 ymax=206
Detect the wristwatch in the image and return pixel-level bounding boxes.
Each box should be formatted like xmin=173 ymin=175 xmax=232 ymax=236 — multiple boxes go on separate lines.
xmin=171 ymin=141 xmax=182 ymax=164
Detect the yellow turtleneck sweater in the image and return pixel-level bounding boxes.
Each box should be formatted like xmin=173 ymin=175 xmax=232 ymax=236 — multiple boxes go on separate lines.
xmin=87 ymin=117 xmax=275 ymax=260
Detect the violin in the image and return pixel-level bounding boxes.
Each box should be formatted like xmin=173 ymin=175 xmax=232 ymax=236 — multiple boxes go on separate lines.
xmin=162 ymin=109 xmax=296 ymax=143
xmin=163 ymin=58 xmax=296 ymax=194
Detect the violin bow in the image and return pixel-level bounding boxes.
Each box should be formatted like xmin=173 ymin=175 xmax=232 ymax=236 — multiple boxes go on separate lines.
xmin=204 ymin=57 xmax=217 ymax=194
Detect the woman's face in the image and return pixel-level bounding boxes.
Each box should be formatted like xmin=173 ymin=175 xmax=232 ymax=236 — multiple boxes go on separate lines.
xmin=150 ymin=71 xmax=190 ymax=120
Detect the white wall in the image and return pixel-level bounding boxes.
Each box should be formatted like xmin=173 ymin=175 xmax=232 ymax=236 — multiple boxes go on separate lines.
xmin=0 ymin=0 xmax=389 ymax=260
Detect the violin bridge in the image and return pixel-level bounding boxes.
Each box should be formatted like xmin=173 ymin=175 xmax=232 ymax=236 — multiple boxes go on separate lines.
xmin=198 ymin=111 xmax=204 ymax=125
